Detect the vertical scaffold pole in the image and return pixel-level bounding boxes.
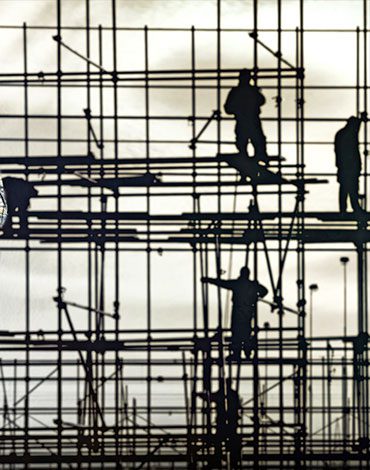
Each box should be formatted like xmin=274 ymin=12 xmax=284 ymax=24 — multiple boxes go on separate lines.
xmin=22 ymin=21 xmax=30 ymax=468
xmin=111 ymin=0 xmax=120 ymax=464
xmin=144 ymin=24 xmax=153 ymax=469
xmin=361 ymin=0 xmax=369 ymax=451
xmin=297 ymin=0 xmax=307 ymax=466
xmin=276 ymin=1 xmax=285 ymax=466
xmin=252 ymin=1 xmax=260 ymax=467
xmin=56 ymin=1 xmax=63 ymax=467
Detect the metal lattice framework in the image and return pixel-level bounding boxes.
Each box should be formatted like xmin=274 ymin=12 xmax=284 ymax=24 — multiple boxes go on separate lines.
xmin=0 ymin=0 xmax=369 ymax=468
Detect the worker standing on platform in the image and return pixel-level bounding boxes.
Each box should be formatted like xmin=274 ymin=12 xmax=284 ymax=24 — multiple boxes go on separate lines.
xmin=334 ymin=113 xmax=367 ymax=213
xmin=224 ymin=68 xmax=269 ymax=164
xmin=198 ymin=378 xmax=243 ymax=469
xmin=201 ymin=267 xmax=268 ymax=361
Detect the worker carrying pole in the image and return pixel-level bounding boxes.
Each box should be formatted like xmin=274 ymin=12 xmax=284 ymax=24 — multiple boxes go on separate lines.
xmin=224 ymin=68 xmax=269 ymax=164
xmin=201 ymin=267 xmax=268 ymax=361
xmin=334 ymin=112 xmax=368 ymax=214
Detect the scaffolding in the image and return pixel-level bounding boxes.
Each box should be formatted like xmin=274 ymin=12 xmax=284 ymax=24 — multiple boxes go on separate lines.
xmin=0 ymin=0 xmax=369 ymax=468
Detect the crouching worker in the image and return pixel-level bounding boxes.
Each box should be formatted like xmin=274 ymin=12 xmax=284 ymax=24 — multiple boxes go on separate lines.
xmin=2 ymin=177 xmax=38 ymax=235
xmin=198 ymin=378 xmax=243 ymax=469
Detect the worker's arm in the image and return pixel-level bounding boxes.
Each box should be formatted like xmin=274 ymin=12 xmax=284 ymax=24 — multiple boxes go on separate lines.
xmin=201 ymin=277 xmax=234 ymax=290
xmin=257 ymin=283 xmax=268 ymax=299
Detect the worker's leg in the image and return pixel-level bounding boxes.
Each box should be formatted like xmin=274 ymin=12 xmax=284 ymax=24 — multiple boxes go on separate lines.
xmin=213 ymin=434 xmax=224 ymax=469
xmin=18 ymin=202 xmax=30 ymax=233
xmin=339 ymin=182 xmax=348 ymax=212
xmin=249 ymin=119 xmax=268 ymax=162
xmin=242 ymin=342 xmax=252 ymax=359
xmin=349 ymin=178 xmax=363 ymax=212
xmin=229 ymin=336 xmax=242 ymax=361
xmin=229 ymin=311 xmax=241 ymax=360
xmin=228 ymin=432 xmax=242 ymax=469
xmin=235 ymin=121 xmax=249 ymax=157
xmin=230 ymin=322 xmax=242 ymax=360
xmin=242 ymin=322 xmax=253 ymax=359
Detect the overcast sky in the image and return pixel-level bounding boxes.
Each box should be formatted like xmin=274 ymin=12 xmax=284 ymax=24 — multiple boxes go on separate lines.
xmin=0 ymin=0 xmax=365 ymax=332
xmin=0 ymin=0 xmax=367 ymax=422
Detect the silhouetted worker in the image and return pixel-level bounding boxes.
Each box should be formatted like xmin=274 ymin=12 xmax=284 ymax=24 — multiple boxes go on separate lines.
xmin=198 ymin=378 xmax=242 ymax=469
xmin=202 ymin=267 xmax=268 ymax=361
xmin=335 ymin=113 xmax=367 ymax=213
xmin=2 ymin=177 xmax=38 ymax=234
xmin=224 ymin=68 xmax=268 ymax=164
